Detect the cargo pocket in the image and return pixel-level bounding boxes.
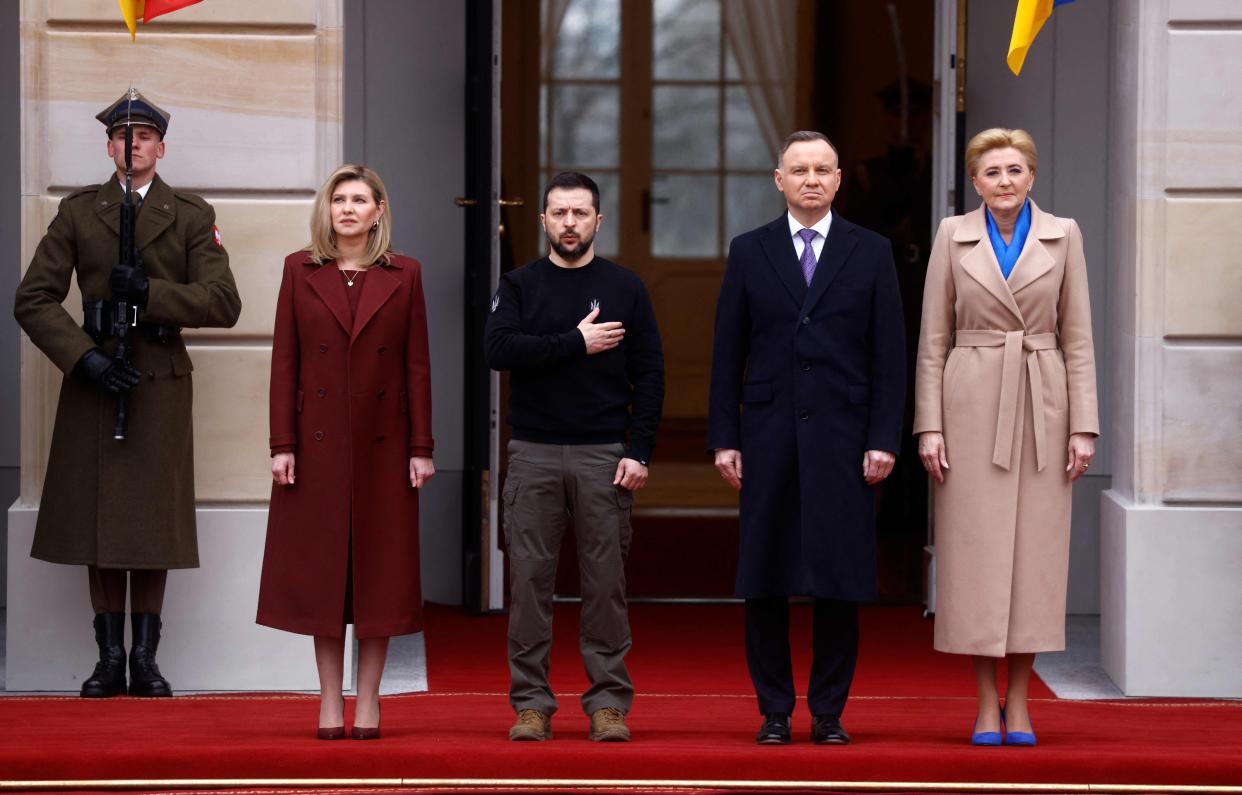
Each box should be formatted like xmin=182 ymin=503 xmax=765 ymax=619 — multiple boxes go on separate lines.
xmin=500 ymin=475 xmax=520 ymax=547
xmin=612 ymin=486 xmax=635 ymax=510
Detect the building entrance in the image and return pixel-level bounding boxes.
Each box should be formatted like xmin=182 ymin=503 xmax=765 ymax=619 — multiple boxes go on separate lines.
xmin=497 ymin=0 xmax=937 ymax=603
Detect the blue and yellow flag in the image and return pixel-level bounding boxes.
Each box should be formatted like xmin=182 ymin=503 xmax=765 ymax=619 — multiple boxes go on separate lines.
xmin=1007 ymin=0 xmax=1075 ymax=76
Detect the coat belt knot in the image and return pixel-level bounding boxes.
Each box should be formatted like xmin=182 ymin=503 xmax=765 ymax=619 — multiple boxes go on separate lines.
xmin=953 ymin=329 xmax=1059 ymax=472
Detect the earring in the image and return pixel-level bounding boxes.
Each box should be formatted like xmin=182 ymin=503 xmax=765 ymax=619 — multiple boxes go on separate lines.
xmin=372 ymin=221 xmax=378 ymax=229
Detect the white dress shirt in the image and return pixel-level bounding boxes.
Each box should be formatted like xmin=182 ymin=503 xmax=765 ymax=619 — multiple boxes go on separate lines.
xmin=788 ymin=209 xmax=833 ymax=262
xmin=117 ymin=175 xmax=153 ymax=201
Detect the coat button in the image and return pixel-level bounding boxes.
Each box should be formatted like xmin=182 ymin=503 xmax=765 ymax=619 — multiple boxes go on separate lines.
xmin=317 ymin=388 xmax=327 ymax=397
xmin=377 ymin=345 xmax=386 ymax=355
xmin=319 ymin=344 xmax=328 ymax=353
xmin=147 ymin=371 xmax=155 ymax=380
xmin=313 ymin=430 xmax=325 ymax=441
xmin=377 ymin=389 xmax=386 ymax=398
xmin=802 ymin=316 xmax=810 ymax=325
xmin=799 ymin=409 xmax=810 ymax=420
xmin=375 ymin=434 xmax=385 ymax=443
xmin=801 ymin=361 xmax=811 ymax=371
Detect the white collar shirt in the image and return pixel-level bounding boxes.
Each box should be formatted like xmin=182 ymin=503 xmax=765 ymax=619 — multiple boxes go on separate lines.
xmin=788 ymin=209 xmax=833 ymax=262
xmin=117 ymin=176 xmax=154 ymax=201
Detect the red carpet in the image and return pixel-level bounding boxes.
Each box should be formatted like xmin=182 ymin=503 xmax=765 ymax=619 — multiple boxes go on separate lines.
xmin=1 ymin=604 xmax=1240 ymax=793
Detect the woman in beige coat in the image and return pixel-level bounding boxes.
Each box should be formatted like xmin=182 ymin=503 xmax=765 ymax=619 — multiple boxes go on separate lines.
xmin=914 ymin=128 xmax=1098 ymax=746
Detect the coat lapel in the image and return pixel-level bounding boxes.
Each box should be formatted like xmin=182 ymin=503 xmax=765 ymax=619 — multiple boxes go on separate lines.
xmin=1006 ymin=200 xmax=1063 ymax=295
xmin=954 ymin=206 xmax=1024 ymax=325
xmin=351 ymin=260 xmax=402 ymax=341
xmin=94 ymin=178 xmax=123 ymax=237
xmin=306 ymin=261 xmax=353 ymax=336
xmin=802 ymin=213 xmax=858 ymax=314
xmin=136 ymin=175 xmax=176 ymax=251
xmin=757 ymin=215 xmax=807 ymax=306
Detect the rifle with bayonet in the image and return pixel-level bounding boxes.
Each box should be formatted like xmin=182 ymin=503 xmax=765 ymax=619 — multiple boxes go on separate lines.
xmin=109 ymin=92 xmax=146 ymax=441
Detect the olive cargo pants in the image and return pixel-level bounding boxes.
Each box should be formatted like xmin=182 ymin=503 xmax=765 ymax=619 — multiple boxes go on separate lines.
xmin=502 ymin=440 xmax=635 ymax=717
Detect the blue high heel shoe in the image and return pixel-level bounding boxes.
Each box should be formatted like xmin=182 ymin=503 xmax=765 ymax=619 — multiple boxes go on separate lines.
xmin=1001 ymin=708 xmax=1037 ymax=746
xmin=971 ymin=712 xmax=1002 ymax=746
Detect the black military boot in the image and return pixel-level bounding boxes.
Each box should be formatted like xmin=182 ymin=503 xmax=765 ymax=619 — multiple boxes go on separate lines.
xmin=81 ymin=612 xmax=127 ymax=698
xmin=128 ymin=613 xmax=173 ymax=697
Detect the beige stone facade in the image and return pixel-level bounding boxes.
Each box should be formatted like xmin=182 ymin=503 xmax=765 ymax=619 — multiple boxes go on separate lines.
xmin=19 ymin=0 xmax=342 ymax=504
xmin=8 ymin=0 xmax=345 ymax=691
xmin=1101 ymin=0 xmax=1242 ymax=696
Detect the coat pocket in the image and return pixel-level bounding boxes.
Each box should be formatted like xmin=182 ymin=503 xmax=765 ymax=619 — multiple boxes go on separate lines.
xmin=742 ymin=382 xmax=773 ymax=404
xmin=170 ymin=349 xmax=194 ymax=377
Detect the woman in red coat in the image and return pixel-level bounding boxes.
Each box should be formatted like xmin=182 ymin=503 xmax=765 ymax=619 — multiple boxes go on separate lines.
xmin=257 ymin=164 xmax=435 ymax=740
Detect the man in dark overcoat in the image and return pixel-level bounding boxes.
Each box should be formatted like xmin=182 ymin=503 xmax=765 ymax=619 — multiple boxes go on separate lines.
xmin=708 ymin=131 xmax=905 ymax=745
xmin=13 ymin=90 xmax=241 ymax=697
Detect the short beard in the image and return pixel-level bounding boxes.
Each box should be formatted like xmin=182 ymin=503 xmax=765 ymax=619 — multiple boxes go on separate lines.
xmin=547 ymin=229 xmax=594 ymax=262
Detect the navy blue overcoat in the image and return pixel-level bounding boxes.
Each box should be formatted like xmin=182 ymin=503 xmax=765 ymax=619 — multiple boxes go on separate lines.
xmin=707 ymin=213 xmax=906 ymax=601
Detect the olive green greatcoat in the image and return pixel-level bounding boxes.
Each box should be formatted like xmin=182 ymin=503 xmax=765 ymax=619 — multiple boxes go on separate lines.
xmin=14 ymin=174 xmax=242 ymax=569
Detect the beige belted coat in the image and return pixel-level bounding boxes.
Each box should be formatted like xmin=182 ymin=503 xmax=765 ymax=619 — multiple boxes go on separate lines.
xmin=914 ymin=201 xmax=1098 ymax=657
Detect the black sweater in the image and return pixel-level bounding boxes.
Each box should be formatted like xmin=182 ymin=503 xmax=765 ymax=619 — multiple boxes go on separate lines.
xmin=484 ymin=257 xmax=665 ymax=464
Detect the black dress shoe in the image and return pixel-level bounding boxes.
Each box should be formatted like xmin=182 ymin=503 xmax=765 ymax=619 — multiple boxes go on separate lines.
xmin=811 ymin=715 xmax=851 ymax=745
xmin=128 ymin=613 xmax=172 ymax=697
xmin=756 ymin=713 xmax=792 ymax=745
xmin=81 ymin=613 xmax=127 ymax=698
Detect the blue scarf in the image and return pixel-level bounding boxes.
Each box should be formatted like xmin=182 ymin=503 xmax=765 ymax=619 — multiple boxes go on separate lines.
xmin=984 ymin=199 xmax=1032 ymax=280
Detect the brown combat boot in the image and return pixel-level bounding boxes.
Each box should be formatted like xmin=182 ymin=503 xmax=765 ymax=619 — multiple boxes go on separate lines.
xmin=509 ymin=709 xmax=552 ymax=741
xmin=589 ymin=706 xmax=631 ymax=742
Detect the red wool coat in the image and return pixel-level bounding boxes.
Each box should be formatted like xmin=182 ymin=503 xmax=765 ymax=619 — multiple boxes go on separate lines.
xmin=257 ymin=251 xmax=434 ymax=639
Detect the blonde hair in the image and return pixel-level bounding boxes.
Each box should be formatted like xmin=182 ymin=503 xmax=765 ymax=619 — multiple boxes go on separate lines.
xmin=306 ymin=164 xmax=394 ymax=266
xmin=964 ymin=128 xmax=1038 ymax=177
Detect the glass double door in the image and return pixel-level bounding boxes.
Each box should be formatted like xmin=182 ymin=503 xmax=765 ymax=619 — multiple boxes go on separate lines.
xmin=538 ymin=0 xmax=787 ymax=419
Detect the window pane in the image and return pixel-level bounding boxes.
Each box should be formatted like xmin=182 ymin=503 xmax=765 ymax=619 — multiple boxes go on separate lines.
xmin=725 ymin=174 xmax=784 ymax=245
xmin=724 ymin=36 xmax=741 ymax=81
xmin=549 ymin=84 xmax=619 ymax=168
xmin=653 ymin=86 xmax=719 ymax=169
xmin=537 ymin=171 xmax=619 ymax=260
xmin=539 ymin=84 xmax=548 ymax=170
xmin=547 ymin=0 xmax=620 ymax=79
xmin=592 ymin=172 xmax=620 ymax=258
xmin=651 ymin=174 xmax=720 ymax=257
xmin=726 ymin=86 xmax=773 ymax=170
xmin=654 ymin=0 xmax=721 ymax=80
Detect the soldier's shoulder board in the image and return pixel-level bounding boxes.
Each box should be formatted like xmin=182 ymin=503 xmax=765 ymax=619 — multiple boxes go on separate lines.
xmin=63 ymin=185 xmax=102 ymax=203
xmin=172 ymin=189 xmax=213 ymax=213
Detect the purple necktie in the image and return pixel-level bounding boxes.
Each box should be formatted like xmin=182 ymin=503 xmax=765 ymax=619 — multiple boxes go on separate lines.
xmin=798 ymin=228 xmax=818 ymax=285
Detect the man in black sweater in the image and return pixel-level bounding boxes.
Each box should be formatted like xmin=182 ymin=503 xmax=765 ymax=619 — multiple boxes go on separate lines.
xmin=485 ymin=172 xmax=664 ymax=743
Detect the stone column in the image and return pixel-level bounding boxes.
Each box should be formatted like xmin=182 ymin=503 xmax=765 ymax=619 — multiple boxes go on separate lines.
xmin=1101 ymin=0 xmax=1242 ymax=697
xmin=8 ymin=0 xmax=346 ymax=690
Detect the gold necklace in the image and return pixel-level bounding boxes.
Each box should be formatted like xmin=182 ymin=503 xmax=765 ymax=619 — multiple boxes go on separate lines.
xmin=341 ymin=268 xmax=364 ymax=287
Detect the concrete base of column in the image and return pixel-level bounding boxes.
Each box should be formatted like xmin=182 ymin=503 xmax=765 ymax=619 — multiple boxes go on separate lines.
xmin=1100 ymin=490 xmax=1242 ymax=697
xmin=5 ymin=503 xmax=353 ymax=692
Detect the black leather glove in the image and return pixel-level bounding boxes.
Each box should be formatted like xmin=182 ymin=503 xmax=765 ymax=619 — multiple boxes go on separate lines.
xmin=110 ymin=263 xmax=150 ymax=307
xmin=72 ymin=348 xmax=142 ymax=395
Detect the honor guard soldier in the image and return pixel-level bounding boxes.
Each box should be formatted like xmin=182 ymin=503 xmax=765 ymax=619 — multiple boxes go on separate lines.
xmin=14 ymin=90 xmax=241 ymax=697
